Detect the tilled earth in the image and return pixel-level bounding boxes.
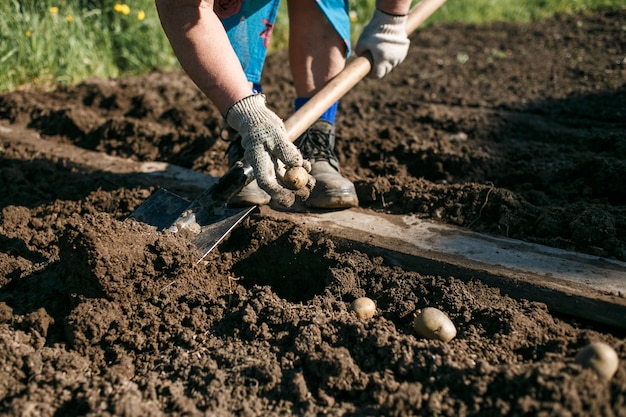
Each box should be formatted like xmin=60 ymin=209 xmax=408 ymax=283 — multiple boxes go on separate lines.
xmin=1 ymin=9 xmax=625 ymax=416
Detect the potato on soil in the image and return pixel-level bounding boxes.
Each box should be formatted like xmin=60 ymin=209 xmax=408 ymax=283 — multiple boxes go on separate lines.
xmin=575 ymin=342 xmax=619 ymax=380
xmin=350 ymin=297 xmax=376 ymax=319
xmin=413 ymin=307 xmax=457 ymax=342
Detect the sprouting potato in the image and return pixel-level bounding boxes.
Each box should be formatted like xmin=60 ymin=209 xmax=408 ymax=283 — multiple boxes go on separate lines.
xmin=282 ymin=166 xmax=309 ymax=190
xmin=351 ymin=297 xmax=376 ymax=320
xmin=575 ymin=342 xmax=619 ymax=380
xmin=413 ymin=307 xmax=457 ymax=342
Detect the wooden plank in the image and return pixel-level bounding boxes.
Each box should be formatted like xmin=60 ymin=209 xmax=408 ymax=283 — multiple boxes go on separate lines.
xmin=266 ymin=208 xmax=626 ymax=296
xmin=262 ymin=207 xmax=626 ymax=329
xmin=0 ymin=124 xmax=216 ymax=197
xmin=3 ymin=124 xmax=626 ymax=328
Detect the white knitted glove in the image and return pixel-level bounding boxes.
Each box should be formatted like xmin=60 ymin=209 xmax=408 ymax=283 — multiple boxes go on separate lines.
xmin=226 ymin=94 xmax=314 ymax=207
xmin=355 ymin=9 xmax=410 ymax=79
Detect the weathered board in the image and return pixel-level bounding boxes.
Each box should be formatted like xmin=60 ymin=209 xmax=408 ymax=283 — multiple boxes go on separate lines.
xmin=3 ymin=124 xmax=625 ymax=329
xmin=264 ymin=207 xmax=626 ymax=329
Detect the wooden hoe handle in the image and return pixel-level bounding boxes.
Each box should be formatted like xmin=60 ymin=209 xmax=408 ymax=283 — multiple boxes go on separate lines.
xmin=284 ymin=0 xmax=447 ymax=141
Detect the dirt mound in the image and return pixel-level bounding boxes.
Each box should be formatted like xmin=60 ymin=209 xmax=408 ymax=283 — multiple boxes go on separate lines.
xmin=1 ymin=9 xmax=625 ymax=416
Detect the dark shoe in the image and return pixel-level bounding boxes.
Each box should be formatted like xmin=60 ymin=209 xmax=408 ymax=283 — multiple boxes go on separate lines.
xmin=294 ymin=120 xmax=358 ymax=209
xmin=223 ymin=128 xmax=271 ymax=207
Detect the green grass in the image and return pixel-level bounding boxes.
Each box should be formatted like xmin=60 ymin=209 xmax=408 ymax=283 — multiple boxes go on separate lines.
xmin=0 ymin=0 xmax=176 ymax=92
xmin=1 ymin=0 xmax=623 ymax=93
xmin=427 ymin=0 xmax=625 ymax=24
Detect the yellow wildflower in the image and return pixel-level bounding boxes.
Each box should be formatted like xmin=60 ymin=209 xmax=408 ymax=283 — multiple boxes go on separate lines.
xmin=25 ymin=31 xmax=32 ymax=37
xmin=66 ymin=15 xmax=73 ymax=23
xmin=114 ymin=3 xmax=131 ymax=15
xmin=137 ymin=10 xmax=145 ymax=21
xmin=49 ymin=7 xmax=59 ymax=15
xmin=349 ymin=11 xmax=358 ymax=23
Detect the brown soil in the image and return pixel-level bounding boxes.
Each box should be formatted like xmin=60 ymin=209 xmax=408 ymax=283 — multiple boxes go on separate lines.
xmin=1 ymin=9 xmax=625 ymax=416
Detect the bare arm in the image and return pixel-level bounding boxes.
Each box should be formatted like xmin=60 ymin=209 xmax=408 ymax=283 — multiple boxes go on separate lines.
xmin=155 ymin=0 xmax=251 ymax=114
xmin=156 ymin=0 xmax=314 ymax=206
xmin=376 ymin=0 xmax=412 ymax=15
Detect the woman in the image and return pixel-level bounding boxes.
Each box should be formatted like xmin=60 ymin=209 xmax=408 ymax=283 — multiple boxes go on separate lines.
xmin=155 ymin=0 xmax=411 ymax=208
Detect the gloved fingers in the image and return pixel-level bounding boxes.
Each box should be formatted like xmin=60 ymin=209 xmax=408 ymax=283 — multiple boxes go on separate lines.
xmin=292 ymin=172 xmax=316 ymax=201
xmin=270 ymin=188 xmax=297 ymax=208
xmin=356 ymin=38 xmax=409 ymax=79
xmin=370 ymin=60 xmax=394 ymax=79
xmin=245 ymin=145 xmax=296 ymax=207
xmin=268 ymin=139 xmax=304 ymax=169
xmin=268 ymin=138 xmax=317 ymax=196
xmin=355 ymin=9 xmax=409 ymax=79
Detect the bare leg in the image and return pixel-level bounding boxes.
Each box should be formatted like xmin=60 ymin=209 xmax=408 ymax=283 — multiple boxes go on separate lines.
xmin=286 ymin=0 xmax=358 ymax=209
xmin=287 ymin=0 xmax=347 ymax=97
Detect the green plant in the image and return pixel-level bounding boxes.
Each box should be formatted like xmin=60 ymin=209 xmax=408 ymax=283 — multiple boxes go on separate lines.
xmin=0 ymin=0 xmax=175 ymax=91
xmin=1 ymin=0 xmax=624 ymax=92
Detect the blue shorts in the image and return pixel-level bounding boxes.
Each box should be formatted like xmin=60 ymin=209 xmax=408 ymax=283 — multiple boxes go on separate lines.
xmin=217 ymin=0 xmax=350 ymax=84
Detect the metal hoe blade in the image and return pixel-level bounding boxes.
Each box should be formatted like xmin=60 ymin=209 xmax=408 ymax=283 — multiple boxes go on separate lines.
xmin=128 ymin=189 xmax=192 ymax=231
xmin=128 ymin=188 xmax=256 ymax=262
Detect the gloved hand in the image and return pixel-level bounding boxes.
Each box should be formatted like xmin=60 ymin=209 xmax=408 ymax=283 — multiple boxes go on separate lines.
xmin=226 ymin=94 xmax=315 ymax=207
xmin=355 ymin=9 xmax=410 ymax=79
